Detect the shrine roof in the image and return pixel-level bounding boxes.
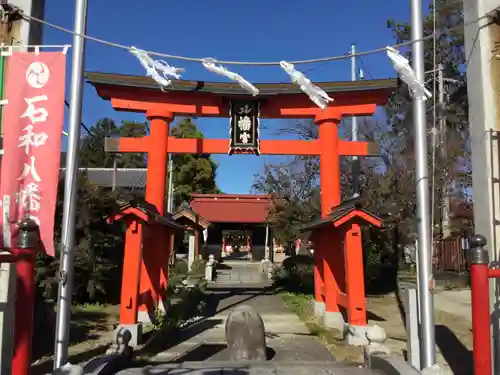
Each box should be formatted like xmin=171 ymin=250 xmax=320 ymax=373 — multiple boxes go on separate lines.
xmin=189 ymin=194 xmax=272 ymax=223
xmin=172 ymin=207 xmax=211 ymax=229
xmin=84 ymin=71 xmax=398 ymax=98
xmin=109 ymin=198 xmax=185 ymax=229
xmin=299 ymin=197 xmax=383 ymax=232
xmin=60 ymin=167 xmax=147 ymax=188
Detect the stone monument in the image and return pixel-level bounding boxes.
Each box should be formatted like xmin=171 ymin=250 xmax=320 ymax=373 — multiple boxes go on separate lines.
xmin=225 ymin=304 xmax=267 ymax=362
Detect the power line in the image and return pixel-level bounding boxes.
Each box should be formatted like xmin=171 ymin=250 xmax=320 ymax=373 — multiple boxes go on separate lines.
xmin=358 ymin=56 xmax=375 ymax=80
xmin=63 ymin=99 xmax=94 ymax=137
xmin=19 ymin=8 xmax=493 ymax=67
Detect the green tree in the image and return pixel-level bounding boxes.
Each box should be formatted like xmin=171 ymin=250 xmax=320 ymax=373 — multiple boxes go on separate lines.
xmin=79 ymin=118 xmax=119 ymax=168
xmin=252 ymin=156 xmax=320 ymax=245
xmin=383 ymin=0 xmax=471 ymax=237
xmin=253 ymin=1 xmax=472 ymax=290
xmin=170 ymin=118 xmax=221 ymax=207
xmin=36 ymin=173 xmax=123 ymax=303
xmin=36 ymin=118 xmax=152 ymax=304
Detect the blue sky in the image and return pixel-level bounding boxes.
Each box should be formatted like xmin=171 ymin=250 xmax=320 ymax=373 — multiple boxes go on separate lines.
xmin=42 ymin=0 xmax=422 ymax=194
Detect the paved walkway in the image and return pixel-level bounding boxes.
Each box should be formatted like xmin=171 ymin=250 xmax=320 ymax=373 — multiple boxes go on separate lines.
xmin=151 ymin=283 xmax=334 ymax=363
xmin=119 ymin=363 xmax=384 ymax=374
xmin=215 ymin=261 xmax=268 ymax=284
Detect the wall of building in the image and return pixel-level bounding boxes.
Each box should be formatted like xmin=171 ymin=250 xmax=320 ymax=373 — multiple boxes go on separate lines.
xmin=10 ymin=0 xmax=45 ymax=46
xmin=464 ymin=0 xmax=500 ymax=371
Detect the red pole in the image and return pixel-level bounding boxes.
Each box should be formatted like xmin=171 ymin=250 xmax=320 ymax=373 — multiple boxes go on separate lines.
xmin=469 ymin=234 xmax=492 ymax=375
xmin=10 ymin=219 xmax=40 ymax=375
xmin=11 ymin=249 xmax=37 ymax=375
xmin=470 ymin=262 xmax=492 ymax=375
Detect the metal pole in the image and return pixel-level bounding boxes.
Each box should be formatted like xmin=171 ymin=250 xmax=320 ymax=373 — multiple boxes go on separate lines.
xmin=112 ymin=157 xmax=117 ymax=192
xmin=264 ymin=223 xmax=269 ymax=260
xmin=411 ymin=0 xmax=436 ymax=368
xmin=437 ymin=64 xmax=450 ymax=238
xmin=53 ymin=0 xmax=88 ymax=368
xmin=350 ymin=43 xmax=360 ymax=197
xmin=167 ymin=155 xmax=174 ymax=213
xmin=437 ymin=64 xmax=446 ymax=160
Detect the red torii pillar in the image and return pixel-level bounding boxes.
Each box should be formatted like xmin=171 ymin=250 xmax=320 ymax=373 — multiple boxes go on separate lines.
xmin=138 ymin=110 xmax=173 ymax=318
xmin=315 ymin=109 xmax=344 ymax=328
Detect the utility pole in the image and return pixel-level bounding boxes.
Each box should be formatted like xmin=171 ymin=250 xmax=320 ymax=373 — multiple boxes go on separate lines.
xmin=438 ymin=64 xmax=446 ymax=161
xmin=437 ymin=64 xmax=451 ymax=238
xmin=411 ymin=0 xmax=437 ymax=369
xmin=112 ymin=157 xmax=117 ymax=192
xmin=350 ymin=43 xmax=360 ymax=197
xmin=53 ymin=0 xmax=88 ymax=369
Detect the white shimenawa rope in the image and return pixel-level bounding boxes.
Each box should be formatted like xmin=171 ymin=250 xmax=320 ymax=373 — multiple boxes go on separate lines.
xmin=18 ymin=9 xmax=492 ymax=66
xmin=130 ymin=47 xmax=184 ymax=89
xmin=202 ymin=58 xmax=259 ymax=96
xmin=280 ymin=61 xmax=334 ymax=109
xmin=386 ymin=47 xmax=432 ymax=100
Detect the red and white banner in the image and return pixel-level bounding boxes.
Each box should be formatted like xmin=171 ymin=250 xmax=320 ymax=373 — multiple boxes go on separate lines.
xmin=0 ymin=52 xmax=67 ymax=256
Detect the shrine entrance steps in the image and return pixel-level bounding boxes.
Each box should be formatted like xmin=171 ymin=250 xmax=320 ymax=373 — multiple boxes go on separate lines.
xmin=214 ymin=260 xmax=269 ymax=284
xmin=146 ymin=284 xmax=335 ymax=364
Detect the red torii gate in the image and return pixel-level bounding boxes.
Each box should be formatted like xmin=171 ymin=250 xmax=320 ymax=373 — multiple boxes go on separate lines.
xmin=85 ymin=71 xmax=396 ymax=331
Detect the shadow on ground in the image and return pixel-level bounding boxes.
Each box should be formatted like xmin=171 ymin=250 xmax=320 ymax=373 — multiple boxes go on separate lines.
xmin=435 ymin=325 xmax=473 ymax=375
xmin=31 ymin=344 xmax=110 ymax=375
xmin=135 ymin=285 xmax=283 ymax=363
xmin=32 ymin=307 xmax=112 ymax=361
xmin=168 ymin=344 xmax=276 ymax=362
xmin=202 ymin=285 xmax=279 ymax=317
xmin=134 ymin=369 xmax=251 ymax=375
xmin=135 ymin=318 xmax=224 ymax=361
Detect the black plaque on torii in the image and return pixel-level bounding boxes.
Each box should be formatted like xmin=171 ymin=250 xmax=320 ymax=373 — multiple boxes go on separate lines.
xmin=228 ymin=100 xmax=260 ymax=155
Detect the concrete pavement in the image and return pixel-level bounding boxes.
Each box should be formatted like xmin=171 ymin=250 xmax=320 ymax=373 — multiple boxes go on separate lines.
xmin=150 ymin=283 xmax=334 ymax=363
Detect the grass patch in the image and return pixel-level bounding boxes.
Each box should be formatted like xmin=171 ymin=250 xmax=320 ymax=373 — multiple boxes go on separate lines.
xmin=133 ymin=284 xmax=210 ymax=362
xmin=72 ymin=302 xmax=113 ymax=313
xmin=280 ymin=291 xmax=363 ymax=364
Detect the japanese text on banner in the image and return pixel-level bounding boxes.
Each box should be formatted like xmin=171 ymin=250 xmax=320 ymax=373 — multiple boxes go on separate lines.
xmin=0 ymin=52 xmax=67 ymax=256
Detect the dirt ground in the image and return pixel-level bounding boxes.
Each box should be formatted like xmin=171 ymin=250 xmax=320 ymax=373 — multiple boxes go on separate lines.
xmin=31 ymin=304 xmax=121 ymax=375
xmin=30 ymin=289 xmax=473 ymax=374
xmin=281 ymin=290 xmax=472 ymax=375
xmin=365 ymin=292 xmax=472 ymax=374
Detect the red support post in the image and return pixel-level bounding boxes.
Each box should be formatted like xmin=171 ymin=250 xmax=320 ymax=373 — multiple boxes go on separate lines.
xmin=7 ymin=219 xmax=41 ymax=375
xmin=468 ymin=234 xmax=492 ymax=375
xmin=140 ymin=110 xmax=172 ymax=311
xmin=344 ymin=223 xmax=366 ymax=326
xmin=12 ymin=249 xmax=37 ymax=375
xmin=119 ymin=219 xmax=143 ymax=325
xmin=315 ymin=111 xmax=342 ymax=319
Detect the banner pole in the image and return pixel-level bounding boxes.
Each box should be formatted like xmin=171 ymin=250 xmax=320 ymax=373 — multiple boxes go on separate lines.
xmin=53 ymin=0 xmax=88 ymax=368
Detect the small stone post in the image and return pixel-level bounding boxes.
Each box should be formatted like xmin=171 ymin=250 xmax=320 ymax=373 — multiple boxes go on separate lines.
xmin=404 ymin=286 xmax=420 ymax=370
xmin=205 ymin=255 xmax=216 ymax=282
xmin=363 ymin=324 xmax=390 ymax=368
xmin=188 ymin=234 xmax=196 ymax=271
xmin=225 ymin=305 xmax=267 ymax=362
